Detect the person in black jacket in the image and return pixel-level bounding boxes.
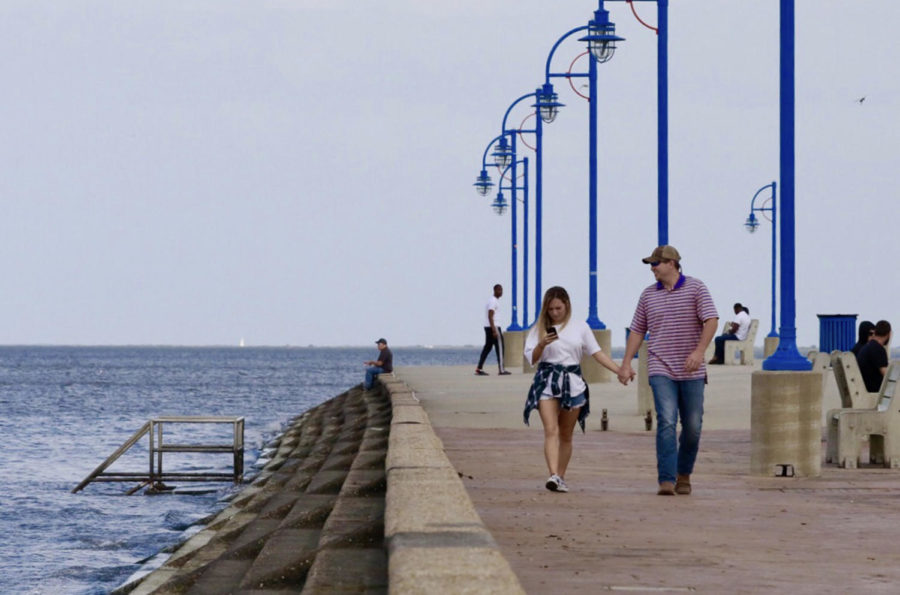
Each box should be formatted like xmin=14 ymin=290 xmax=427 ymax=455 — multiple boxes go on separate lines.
xmin=857 ymin=320 xmax=891 ymax=392
xmin=851 ymin=320 xmax=875 ymax=356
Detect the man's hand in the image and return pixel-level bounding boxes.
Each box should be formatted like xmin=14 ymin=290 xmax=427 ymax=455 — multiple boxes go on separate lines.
xmin=492 ymin=327 xmax=499 ymax=338
xmin=618 ymin=363 xmax=636 ymax=385
xmin=685 ymin=349 xmax=705 ymax=373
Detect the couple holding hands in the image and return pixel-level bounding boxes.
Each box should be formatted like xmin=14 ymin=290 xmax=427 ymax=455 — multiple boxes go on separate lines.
xmin=523 ymin=245 xmax=719 ymax=496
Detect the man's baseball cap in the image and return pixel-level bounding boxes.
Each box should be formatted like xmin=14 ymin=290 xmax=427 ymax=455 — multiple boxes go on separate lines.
xmin=375 ymin=338 xmax=387 ymax=344
xmin=641 ymin=245 xmax=681 ymax=264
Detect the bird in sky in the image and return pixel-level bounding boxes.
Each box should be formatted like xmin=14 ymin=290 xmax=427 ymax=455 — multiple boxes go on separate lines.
xmin=857 ymin=96 xmax=866 ymax=104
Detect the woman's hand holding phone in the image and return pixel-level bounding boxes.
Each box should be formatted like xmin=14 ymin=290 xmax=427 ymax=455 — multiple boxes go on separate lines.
xmin=542 ymin=326 xmax=558 ymax=347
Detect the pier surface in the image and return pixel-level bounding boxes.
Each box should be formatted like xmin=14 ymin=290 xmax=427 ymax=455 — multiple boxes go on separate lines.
xmin=398 ymin=363 xmax=900 ymax=594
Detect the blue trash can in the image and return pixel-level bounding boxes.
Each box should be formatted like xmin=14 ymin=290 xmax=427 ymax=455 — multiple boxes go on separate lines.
xmin=817 ymin=314 xmax=857 ymax=353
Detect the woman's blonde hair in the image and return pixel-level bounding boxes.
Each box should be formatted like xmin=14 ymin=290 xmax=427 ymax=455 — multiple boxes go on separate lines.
xmin=536 ymin=286 xmax=571 ymax=341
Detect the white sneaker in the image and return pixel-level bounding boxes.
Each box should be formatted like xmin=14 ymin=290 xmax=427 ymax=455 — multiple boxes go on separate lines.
xmin=545 ymin=474 xmax=561 ymax=492
xmin=556 ymin=477 xmax=569 ymax=492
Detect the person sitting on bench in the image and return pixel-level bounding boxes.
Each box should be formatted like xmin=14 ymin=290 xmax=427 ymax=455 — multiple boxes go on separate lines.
xmin=709 ymin=303 xmax=751 ymax=365
xmin=857 ymin=320 xmax=892 ymax=392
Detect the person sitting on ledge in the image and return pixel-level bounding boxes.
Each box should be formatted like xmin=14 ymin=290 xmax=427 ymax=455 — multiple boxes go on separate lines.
xmin=857 ymin=320 xmax=891 ymax=393
xmin=709 ymin=303 xmax=751 ymax=365
xmin=363 ymin=338 xmax=393 ymax=390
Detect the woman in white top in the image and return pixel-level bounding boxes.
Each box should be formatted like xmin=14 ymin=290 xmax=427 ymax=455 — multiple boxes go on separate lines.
xmin=524 ymin=286 xmax=623 ymax=493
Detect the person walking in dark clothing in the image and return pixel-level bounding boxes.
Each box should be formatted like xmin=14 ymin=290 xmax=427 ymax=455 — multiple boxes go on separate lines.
xmin=476 ymin=284 xmax=510 ymax=376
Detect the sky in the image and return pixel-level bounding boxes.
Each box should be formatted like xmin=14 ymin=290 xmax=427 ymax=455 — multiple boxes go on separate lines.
xmin=1 ymin=1 xmax=897 ymax=348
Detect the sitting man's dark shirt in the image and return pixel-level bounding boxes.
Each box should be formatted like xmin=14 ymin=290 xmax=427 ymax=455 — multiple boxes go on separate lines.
xmin=380 ymin=347 xmax=394 ymax=373
xmin=857 ymin=340 xmax=888 ymax=393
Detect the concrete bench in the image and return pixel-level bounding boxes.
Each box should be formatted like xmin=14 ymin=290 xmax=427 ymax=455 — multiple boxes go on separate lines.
xmin=705 ymin=318 xmax=759 ymax=365
xmin=827 ymin=361 xmax=900 ymax=468
xmin=825 ymin=351 xmax=882 ymax=465
xmin=830 ymin=350 xmax=879 ymax=410
xmin=723 ymin=318 xmax=759 ymax=365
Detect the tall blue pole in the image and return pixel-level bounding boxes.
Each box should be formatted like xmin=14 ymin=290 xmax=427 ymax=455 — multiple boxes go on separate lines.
xmin=769 ymin=182 xmax=778 ymax=338
xmin=535 ymin=104 xmax=543 ymax=326
xmin=500 ymin=92 xmax=539 ymax=331
xmin=764 ymin=0 xmax=809 ymax=371
xmin=609 ymin=0 xmax=667 ymax=242
xmin=509 ymin=133 xmax=521 ymax=331
xmin=586 ymin=43 xmax=605 ymax=329
xmin=657 ymin=0 xmax=668 ymax=245
xmin=522 ymin=156 xmax=529 ymax=327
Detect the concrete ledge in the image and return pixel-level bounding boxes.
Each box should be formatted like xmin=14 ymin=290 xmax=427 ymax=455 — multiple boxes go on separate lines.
xmin=381 ymin=380 xmax=524 ymax=595
xmin=386 ymin=423 xmax=450 ymax=470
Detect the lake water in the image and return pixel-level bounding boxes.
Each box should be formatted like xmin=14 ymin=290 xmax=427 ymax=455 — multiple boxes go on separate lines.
xmin=0 ymin=346 xmax=477 ymax=594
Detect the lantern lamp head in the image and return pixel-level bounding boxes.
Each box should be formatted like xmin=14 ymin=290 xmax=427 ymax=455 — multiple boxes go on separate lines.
xmin=533 ymin=83 xmax=564 ymax=124
xmin=491 ymin=193 xmax=509 ymax=215
xmin=491 ymin=137 xmax=513 ymax=169
xmin=744 ymin=213 xmax=760 ymax=233
xmin=474 ymin=170 xmax=493 ymax=196
xmin=578 ymin=7 xmax=624 ymax=63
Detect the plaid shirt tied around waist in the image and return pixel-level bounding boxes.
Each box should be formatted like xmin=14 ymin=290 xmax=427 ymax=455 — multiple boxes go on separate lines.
xmin=523 ymin=362 xmax=590 ymax=433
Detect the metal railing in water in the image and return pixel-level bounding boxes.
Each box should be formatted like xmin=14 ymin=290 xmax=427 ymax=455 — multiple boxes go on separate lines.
xmin=72 ymin=416 xmax=244 ymax=495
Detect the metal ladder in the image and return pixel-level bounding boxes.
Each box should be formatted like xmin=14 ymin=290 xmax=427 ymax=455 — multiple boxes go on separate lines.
xmin=72 ymin=416 xmax=245 ymax=495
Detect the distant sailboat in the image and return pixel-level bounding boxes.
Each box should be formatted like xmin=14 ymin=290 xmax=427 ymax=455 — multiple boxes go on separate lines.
xmin=239 ymin=337 xmax=245 ymax=348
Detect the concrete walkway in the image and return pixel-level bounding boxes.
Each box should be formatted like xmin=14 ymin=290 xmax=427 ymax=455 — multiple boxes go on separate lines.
xmin=397 ymin=363 xmax=900 ymax=594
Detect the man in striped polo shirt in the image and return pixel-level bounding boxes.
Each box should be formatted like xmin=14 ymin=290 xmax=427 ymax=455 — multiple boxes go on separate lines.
xmin=618 ymin=245 xmax=719 ymax=496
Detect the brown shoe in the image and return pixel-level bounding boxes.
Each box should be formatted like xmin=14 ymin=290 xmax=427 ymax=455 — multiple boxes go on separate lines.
xmin=657 ymin=481 xmax=675 ymax=496
xmin=707 ymin=357 xmax=718 ymax=365
xmin=675 ymin=474 xmax=692 ymax=495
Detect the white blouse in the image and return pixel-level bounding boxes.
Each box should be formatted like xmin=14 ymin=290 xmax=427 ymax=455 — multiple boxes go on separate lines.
xmin=524 ymin=319 xmax=602 ymax=397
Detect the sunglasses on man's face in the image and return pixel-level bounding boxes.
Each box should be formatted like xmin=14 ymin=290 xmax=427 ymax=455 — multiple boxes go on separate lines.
xmin=649 ymin=261 xmax=661 ymax=267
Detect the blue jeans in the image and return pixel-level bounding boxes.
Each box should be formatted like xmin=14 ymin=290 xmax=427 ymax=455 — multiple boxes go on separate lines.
xmin=364 ymin=366 xmax=385 ymax=390
xmin=648 ymin=376 xmax=705 ymax=484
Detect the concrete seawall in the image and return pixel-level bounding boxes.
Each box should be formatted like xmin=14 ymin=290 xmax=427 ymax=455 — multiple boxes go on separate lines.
xmin=121 ymin=377 xmax=522 ymax=594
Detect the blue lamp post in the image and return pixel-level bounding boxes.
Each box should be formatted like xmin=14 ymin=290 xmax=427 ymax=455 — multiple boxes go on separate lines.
xmin=495 ymin=157 xmax=531 ymax=327
xmin=475 ymin=92 xmax=544 ymax=330
xmin=763 ymin=0 xmax=811 ymax=371
xmin=608 ymin=0 xmax=669 ymax=245
xmin=745 ymin=181 xmax=778 ymax=339
xmin=477 ymin=131 xmax=525 ymax=331
xmin=537 ymin=0 xmax=623 ymax=330
xmin=496 ymin=132 xmax=522 ymax=331
xmin=500 ymin=93 xmax=540 ymax=328
xmin=476 ymin=134 xmax=517 ymax=328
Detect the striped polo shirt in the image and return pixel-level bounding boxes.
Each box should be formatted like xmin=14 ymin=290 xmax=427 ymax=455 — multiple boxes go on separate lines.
xmin=629 ymin=274 xmax=718 ymax=381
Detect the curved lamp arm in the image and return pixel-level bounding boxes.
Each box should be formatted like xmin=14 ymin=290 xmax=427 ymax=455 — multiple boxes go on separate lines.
xmin=749 ymin=181 xmax=776 ymax=213
xmin=480 ymin=134 xmax=506 ymax=170
xmin=502 ymin=92 xmax=537 ymax=135
xmin=544 ymin=26 xmax=590 ymax=82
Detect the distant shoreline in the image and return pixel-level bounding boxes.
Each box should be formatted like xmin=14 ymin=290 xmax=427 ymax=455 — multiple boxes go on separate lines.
xmin=1 ymin=344 xmax=896 ymax=361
